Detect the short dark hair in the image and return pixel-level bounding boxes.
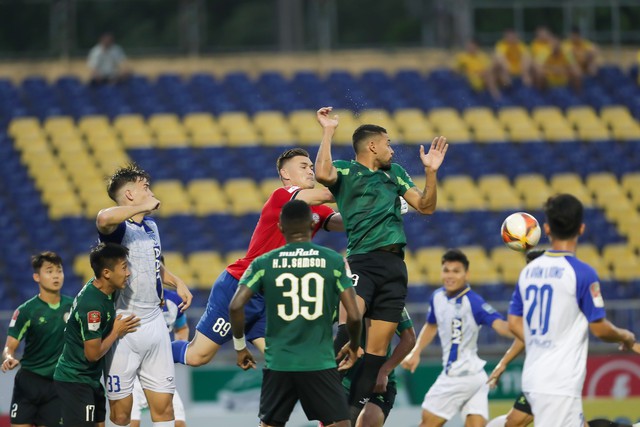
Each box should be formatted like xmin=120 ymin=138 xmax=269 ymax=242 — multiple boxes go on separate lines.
xmin=525 ymin=249 xmax=545 ymax=264
xmin=441 ymin=249 xmax=469 ymax=270
xmin=106 ymin=163 xmax=151 ymax=202
xmin=544 ymin=194 xmax=583 ymax=240
xmin=276 ymin=148 xmax=310 ymax=177
xmin=280 ymin=199 xmax=312 ymax=227
xmin=352 ymin=124 xmax=387 ymax=154
xmin=90 ymin=242 xmax=129 ymax=278
xmin=31 ymin=251 xmax=63 ymax=273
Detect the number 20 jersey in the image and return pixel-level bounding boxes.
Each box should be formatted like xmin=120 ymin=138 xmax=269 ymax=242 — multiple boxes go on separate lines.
xmin=239 ymin=241 xmax=353 ymax=372
xmin=509 ymin=251 xmax=606 ymax=397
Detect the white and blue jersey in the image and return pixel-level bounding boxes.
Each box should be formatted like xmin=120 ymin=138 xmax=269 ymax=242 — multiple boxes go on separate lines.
xmin=99 ymin=217 xmax=163 ymax=322
xmin=428 ymin=286 xmax=503 ymax=377
xmin=162 ymin=289 xmax=187 ymax=333
xmin=509 ymin=250 xmax=606 ymax=397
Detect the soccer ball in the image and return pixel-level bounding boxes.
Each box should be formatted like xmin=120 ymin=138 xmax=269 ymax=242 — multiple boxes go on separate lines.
xmin=501 ymin=212 xmax=541 ymax=252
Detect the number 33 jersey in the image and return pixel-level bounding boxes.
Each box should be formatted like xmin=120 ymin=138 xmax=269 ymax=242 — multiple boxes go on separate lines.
xmin=509 ymin=250 xmax=606 ymax=397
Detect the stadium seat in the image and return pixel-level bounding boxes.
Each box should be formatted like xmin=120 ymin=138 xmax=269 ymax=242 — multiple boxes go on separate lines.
xmin=532 ymin=107 xmax=576 ymax=142
xmin=152 ymin=180 xmax=193 ymax=216
xmin=513 ymin=174 xmax=553 ymax=210
xmin=73 ymin=254 xmax=95 ymax=284
xmin=259 ymin=178 xmax=282 ymax=201
xmin=224 ymin=250 xmax=247 ymax=267
xmin=549 ymin=173 xmax=592 ymax=206
xmin=223 ymin=178 xmax=264 ymax=214
xmin=114 ymin=114 xmax=154 ymax=148
xmin=331 ymin=109 xmax=360 ymax=145
xmin=218 ymin=112 xmax=260 ymax=146
xmin=253 ymin=111 xmax=296 ymax=146
xmin=393 ymin=108 xmax=434 ymax=144
xmin=477 ymin=175 xmax=522 ymax=210
xmin=183 ymin=113 xmax=225 ymax=147
xmin=187 ymin=179 xmax=228 ymax=215
xmin=187 ymin=251 xmax=225 ymax=289
xmin=162 ymin=252 xmax=196 ymax=285
xmin=600 ymin=106 xmax=640 ymax=141
xmin=576 ymin=244 xmax=609 ymax=280
xmin=490 ymin=246 xmax=526 ymax=284
xmin=414 ymin=246 xmax=445 ymax=286
xmin=148 ymin=113 xmax=189 ymax=148
xmin=289 ymin=110 xmax=323 ymax=145
xmin=428 ymin=108 xmax=471 ymax=143
xmin=621 ymin=172 xmax=640 ymax=208
xmin=442 ymin=176 xmax=485 ymax=211
xmin=585 ymin=172 xmax=624 ymax=207
xmin=404 ymin=250 xmax=427 ymax=285
xmin=357 ymin=109 xmax=399 ymax=137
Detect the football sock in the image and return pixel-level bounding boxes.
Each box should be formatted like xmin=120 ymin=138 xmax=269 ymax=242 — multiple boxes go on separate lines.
xmin=486 ymin=414 xmax=507 ymax=427
xmin=152 ymin=421 xmax=175 ymax=427
xmin=171 ymin=340 xmax=189 ymax=365
xmin=108 ymin=421 xmax=129 ymax=427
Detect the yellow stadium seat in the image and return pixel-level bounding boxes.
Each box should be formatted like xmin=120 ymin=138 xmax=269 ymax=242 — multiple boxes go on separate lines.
xmin=490 ymin=246 xmax=527 ymax=284
xmin=95 ymin=150 xmax=131 ymax=176
xmin=414 ymin=246 xmax=446 ymax=286
xmin=187 ymin=251 xmax=226 ymax=289
xmin=289 ymin=110 xmax=322 ymax=145
xmin=585 ymin=172 xmax=625 ymax=207
xmin=404 ymin=251 xmax=426 ymax=285
xmin=186 ymin=179 xmax=228 ymax=215
xmin=357 ymin=109 xmax=400 ymax=137
xmin=8 ymin=117 xmax=41 ymax=139
xmin=443 ymin=176 xmax=485 ymax=210
xmin=532 ymin=107 xmax=576 ymax=142
xmin=602 ymin=243 xmax=635 ymax=267
xmin=602 ymin=198 xmax=636 ymax=224
xmin=152 ymin=180 xmax=193 ymax=216
xmin=549 ymin=173 xmax=592 ymax=206
xmin=478 ymin=175 xmax=522 ymax=210
xmin=74 ymin=254 xmax=94 ymax=283
xmin=114 ymin=114 xmax=154 ymax=148
xmin=463 ymin=108 xmax=509 ymax=143
xmin=514 ymin=174 xmax=554 ymax=210
xmin=84 ymin=193 xmax=116 ymax=218
xmin=223 ymin=179 xmax=264 ymax=214
xmin=218 ymin=112 xmax=260 ymax=146
xmin=48 ymin=194 xmax=84 ymax=219
xmin=148 ymin=114 xmax=189 ymax=147
xmin=622 ymin=173 xmax=640 ymax=208
xmin=16 ymin=136 xmax=50 ymax=154
xmin=576 ymin=244 xmax=609 ymax=280
xmin=225 ymin=250 xmax=247 ymax=267
xmin=615 ymin=212 xmax=640 ymax=237
xmin=428 ymin=108 xmax=472 ymax=143
xmin=86 ymin=134 xmax=121 ymax=152
xmin=43 ymin=116 xmax=76 ymax=134
xmin=600 ymin=106 xmax=634 ymax=125
xmin=566 ymin=106 xmax=599 ymax=127
xmin=162 ymin=252 xmax=196 ymax=285
xmin=331 ymin=109 xmax=360 ymax=146
xmin=78 ymin=115 xmax=111 ymax=134
xmin=259 ymin=178 xmax=283 ymax=201
xmin=183 ymin=113 xmax=225 ymax=147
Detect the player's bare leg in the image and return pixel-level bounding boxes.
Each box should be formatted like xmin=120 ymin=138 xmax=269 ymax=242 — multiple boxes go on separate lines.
xmin=12 ymin=423 xmax=31 ymax=427
xmin=131 ymin=420 xmax=141 ymax=427
xmin=505 ymin=408 xmax=533 ymax=427
xmin=356 ymin=403 xmax=385 ymax=427
xmin=419 ymin=409 xmax=447 ymax=427
xmin=144 ymin=390 xmax=174 ymax=422
xmin=184 ymin=331 xmax=221 ymax=366
xmin=109 ymin=395 xmax=134 ymax=426
xmin=464 ymin=414 xmax=487 ymax=427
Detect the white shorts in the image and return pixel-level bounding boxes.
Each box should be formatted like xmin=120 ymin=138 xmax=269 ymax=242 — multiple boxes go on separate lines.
xmin=106 ymin=313 xmax=176 ymax=400
xmin=131 ymin=378 xmax=185 ymax=421
xmin=525 ymin=392 xmax=584 ymax=427
xmin=421 ymin=370 xmax=489 ymax=421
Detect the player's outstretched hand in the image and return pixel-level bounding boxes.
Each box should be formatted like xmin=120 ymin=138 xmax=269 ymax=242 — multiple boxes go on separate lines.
xmin=114 ymin=314 xmax=140 ymax=338
xmin=316 ymin=106 xmax=339 ymax=130
xmin=420 ymin=136 xmax=448 ymax=172
xmin=1 ymin=355 xmax=19 ymax=372
xmin=176 ymin=282 xmax=193 ymax=312
xmin=401 ymin=351 xmax=420 ymax=374
xmin=618 ymin=330 xmax=636 ymax=352
xmin=487 ymin=362 xmax=506 ymax=389
xmin=336 ymin=342 xmax=361 ymax=371
xmin=236 ymin=348 xmax=257 ymax=371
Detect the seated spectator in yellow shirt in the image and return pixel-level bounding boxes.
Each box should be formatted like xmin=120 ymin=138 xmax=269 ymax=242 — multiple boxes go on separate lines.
xmin=455 ymin=40 xmax=500 ymax=99
xmin=539 ymin=40 xmax=581 ymax=91
xmin=562 ymin=27 xmax=599 ymax=76
xmin=494 ymin=29 xmax=533 ymax=86
xmin=531 ymin=26 xmax=554 ymax=65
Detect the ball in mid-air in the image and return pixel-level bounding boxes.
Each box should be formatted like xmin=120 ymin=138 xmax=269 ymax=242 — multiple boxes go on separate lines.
xmin=501 ymin=212 xmax=541 ymax=252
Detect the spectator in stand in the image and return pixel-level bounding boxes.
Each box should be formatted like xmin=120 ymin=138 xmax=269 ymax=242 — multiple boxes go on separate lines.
xmin=87 ymin=32 xmax=130 ymax=85
xmin=455 ymin=39 xmax=501 ymax=100
xmin=562 ymin=27 xmax=599 ymax=76
xmin=530 ymin=27 xmax=554 ymax=67
xmin=494 ymin=29 xmax=533 ymax=87
xmin=537 ymin=39 xmax=582 ymax=92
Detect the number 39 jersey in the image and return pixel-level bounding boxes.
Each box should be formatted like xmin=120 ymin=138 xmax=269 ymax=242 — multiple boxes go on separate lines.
xmin=239 ymin=241 xmax=353 ymax=372
xmin=509 ymin=251 xmax=606 ymax=397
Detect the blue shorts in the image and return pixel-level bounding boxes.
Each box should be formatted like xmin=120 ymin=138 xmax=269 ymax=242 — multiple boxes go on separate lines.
xmin=196 ymin=270 xmax=266 ymax=345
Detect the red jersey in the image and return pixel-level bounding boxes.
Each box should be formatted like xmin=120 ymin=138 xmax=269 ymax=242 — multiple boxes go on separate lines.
xmin=226 ymin=186 xmax=336 ymax=279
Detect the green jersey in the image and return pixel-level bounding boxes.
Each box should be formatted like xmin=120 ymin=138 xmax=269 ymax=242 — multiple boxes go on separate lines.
xmin=329 ymin=160 xmax=415 ymax=256
xmin=7 ymin=295 xmax=73 ymax=378
xmin=342 ymin=307 xmax=413 ymax=393
xmin=54 ymin=279 xmax=115 ymax=388
xmin=239 ymin=241 xmax=353 ymax=372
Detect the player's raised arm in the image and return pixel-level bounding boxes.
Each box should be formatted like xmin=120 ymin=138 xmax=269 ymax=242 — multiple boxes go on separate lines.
xmin=589 ymin=318 xmax=636 ymax=350
xmin=229 ymin=284 xmax=257 ymax=370
xmin=314 ymin=106 xmax=339 ymax=186
xmin=403 ymin=136 xmax=448 ymax=215
xmin=295 ymin=188 xmax=335 ymax=205
xmin=401 ymin=322 xmax=438 ymax=374
xmin=507 ymin=314 xmax=525 ymax=342
xmin=96 ymin=198 xmax=160 ymax=234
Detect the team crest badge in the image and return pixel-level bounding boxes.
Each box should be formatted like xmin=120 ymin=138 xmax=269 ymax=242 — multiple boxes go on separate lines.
xmin=590 ymin=282 xmax=604 ymax=308
xmin=87 ymin=311 xmax=101 ymax=331
xmin=312 ymin=213 xmax=320 ymax=227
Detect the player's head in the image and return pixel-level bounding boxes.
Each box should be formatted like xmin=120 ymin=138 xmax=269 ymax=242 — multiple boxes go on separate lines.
xmin=525 ymin=248 xmax=545 ymax=264
xmin=504 ymin=28 xmax=518 ymax=43
xmin=543 ymin=194 xmax=584 ymax=241
xmin=100 ymin=32 xmax=114 ymax=47
xmin=352 ymin=124 xmax=394 ymax=171
xmin=107 ymin=162 xmax=153 ymax=204
xmin=31 ymin=251 xmax=64 ymax=292
xmin=279 ymin=200 xmax=314 ymax=242
xmin=90 ymin=242 xmax=130 ymax=289
xmin=441 ymin=249 xmax=469 ymax=294
xmin=276 ymin=148 xmax=315 ymax=189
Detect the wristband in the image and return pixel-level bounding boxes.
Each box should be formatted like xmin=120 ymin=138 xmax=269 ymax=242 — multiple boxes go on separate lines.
xmin=233 ymin=335 xmax=247 ymax=351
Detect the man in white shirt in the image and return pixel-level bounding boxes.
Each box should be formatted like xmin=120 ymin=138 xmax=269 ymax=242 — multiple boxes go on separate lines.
xmin=87 ymin=32 xmax=130 ymax=85
xmin=402 ymin=249 xmax=513 ymax=427
xmin=508 ymin=193 xmax=636 ymax=427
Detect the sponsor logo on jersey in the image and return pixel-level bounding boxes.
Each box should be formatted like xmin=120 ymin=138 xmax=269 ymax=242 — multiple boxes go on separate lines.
xmin=451 ymin=318 xmax=463 ymax=345
xmin=88 ymin=311 xmax=101 ymax=331
xmin=63 ymin=312 xmax=70 ymax=323
xmin=9 ymin=309 xmax=19 ymax=328
xmin=482 ymin=303 xmax=497 ymax=314
xmin=590 ymin=282 xmax=604 ymax=308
